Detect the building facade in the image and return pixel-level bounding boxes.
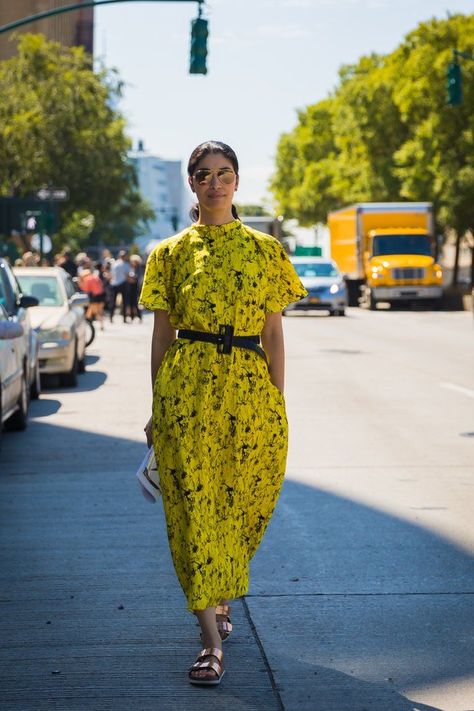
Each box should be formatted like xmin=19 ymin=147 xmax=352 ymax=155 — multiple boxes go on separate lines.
xmin=129 ymin=142 xmax=189 ymax=251
xmin=0 ymin=0 xmax=94 ymax=61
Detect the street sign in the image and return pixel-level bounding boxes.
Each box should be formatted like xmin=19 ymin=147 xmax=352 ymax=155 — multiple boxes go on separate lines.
xmin=36 ymin=187 xmax=69 ymax=201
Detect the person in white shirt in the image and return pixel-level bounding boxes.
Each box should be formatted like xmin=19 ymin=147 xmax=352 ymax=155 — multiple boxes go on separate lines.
xmin=109 ymin=250 xmax=130 ymax=323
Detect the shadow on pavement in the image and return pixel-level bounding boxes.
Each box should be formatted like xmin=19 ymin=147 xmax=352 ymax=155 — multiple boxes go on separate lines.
xmin=28 ymin=398 xmax=62 ymax=418
xmin=1 ymin=423 xmax=473 ymax=709
xmin=41 ymin=368 xmax=107 ymax=394
xmin=249 ymin=478 xmax=474 ymax=710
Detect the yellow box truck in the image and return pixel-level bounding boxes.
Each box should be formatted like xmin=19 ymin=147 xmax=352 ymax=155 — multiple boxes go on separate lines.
xmin=328 ymin=202 xmax=443 ymax=308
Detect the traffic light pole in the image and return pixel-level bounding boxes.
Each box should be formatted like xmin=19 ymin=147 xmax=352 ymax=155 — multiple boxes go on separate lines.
xmin=0 ymin=0 xmax=204 ymax=35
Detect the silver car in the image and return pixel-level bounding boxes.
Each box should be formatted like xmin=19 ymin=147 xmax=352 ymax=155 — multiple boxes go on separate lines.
xmin=0 ymin=305 xmax=29 ymax=441
xmin=287 ymin=257 xmax=347 ymax=316
xmin=14 ymin=267 xmax=89 ymax=387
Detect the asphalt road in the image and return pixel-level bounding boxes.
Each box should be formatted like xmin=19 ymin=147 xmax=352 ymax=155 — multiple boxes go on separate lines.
xmin=1 ymin=306 xmax=473 ymax=711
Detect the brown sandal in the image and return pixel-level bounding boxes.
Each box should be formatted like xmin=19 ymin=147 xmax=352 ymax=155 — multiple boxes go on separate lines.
xmin=198 ymin=604 xmax=233 ymax=644
xmin=216 ymin=604 xmax=233 ymax=642
xmin=189 ymin=647 xmax=225 ymax=686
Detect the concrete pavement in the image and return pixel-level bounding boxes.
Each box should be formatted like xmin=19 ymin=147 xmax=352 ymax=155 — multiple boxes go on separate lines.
xmin=1 ymin=308 xmax=473 ymax=710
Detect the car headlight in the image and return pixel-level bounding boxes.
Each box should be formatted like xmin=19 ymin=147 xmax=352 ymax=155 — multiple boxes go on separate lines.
xmin=329 ymin=283 xmax=340 ymax=294
xmin=433 ymin=264 xmax=443 ymax=279
xmin=39 ymin=327 xmax=72 ymax=342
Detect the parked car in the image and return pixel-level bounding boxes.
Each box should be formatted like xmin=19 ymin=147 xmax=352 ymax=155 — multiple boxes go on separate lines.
xmin=0 ymin=258 xmax=40 ymax=398
xmin=14 ymin=267 xmax=89 ymax=387
xmin=286 ymin=257 xmax=347 ymax=316
xmin=0 ymin=305 xmax=29 ymax=447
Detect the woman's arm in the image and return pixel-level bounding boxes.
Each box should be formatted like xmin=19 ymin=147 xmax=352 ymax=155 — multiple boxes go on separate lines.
xmin=144 ymin=310 xmax=175 ymax=445
xmin=261 ymin=311 xmax=285 ymax=393
xmin=151 ymin=309 xmax=176 ymax=385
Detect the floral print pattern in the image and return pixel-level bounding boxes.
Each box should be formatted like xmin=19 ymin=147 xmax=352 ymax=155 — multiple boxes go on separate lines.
xmin=140 ymin=219 xmax=307 ymax=611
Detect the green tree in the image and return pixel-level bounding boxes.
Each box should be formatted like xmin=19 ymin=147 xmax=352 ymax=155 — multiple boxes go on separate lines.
xmin=270 ymin=98 xmax=339 ymax=224
xmin=388 ymin=15 xmax=474 ymax=283
xmin=270 ymin=13 xmax=474 ymax=283
xmin=234 ymin=203 xmax=271 ymax=216
xmin=0 ymin=34 xmax=152 ymax=249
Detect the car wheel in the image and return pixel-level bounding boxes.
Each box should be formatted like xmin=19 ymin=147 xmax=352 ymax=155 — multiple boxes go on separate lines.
xmin=339 ymin=309 xmax=346 ymax=317
xmin=30 ymin=357 xmax=41 ymax=400
xmin=7 ymin=368 xmax=29 ymax=431
xmin=60 ymin=348 xmax=78 ymax=388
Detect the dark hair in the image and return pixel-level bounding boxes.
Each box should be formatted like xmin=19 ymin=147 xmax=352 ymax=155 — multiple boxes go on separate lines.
xmin=188 ymin=140 xmax=239 ymax=223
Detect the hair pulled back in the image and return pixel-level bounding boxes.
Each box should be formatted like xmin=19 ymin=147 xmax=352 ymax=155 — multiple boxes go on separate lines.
xmin=188 ymin=140 xmax=239 ymax=223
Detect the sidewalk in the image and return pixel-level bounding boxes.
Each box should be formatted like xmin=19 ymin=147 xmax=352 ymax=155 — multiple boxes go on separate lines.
xmin=1 ymin=314 xmax=473 ymax=710
xmin=1 ymin=437 xmax=280 ymax=710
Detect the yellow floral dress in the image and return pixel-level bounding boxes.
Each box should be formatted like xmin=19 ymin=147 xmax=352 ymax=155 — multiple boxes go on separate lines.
xmin=139 ymin=219 xmax=307 ymax=611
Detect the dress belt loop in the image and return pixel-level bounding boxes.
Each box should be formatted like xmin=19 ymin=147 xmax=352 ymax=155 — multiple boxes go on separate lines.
xmin=217 ymin=324 xmax=234 ymax=355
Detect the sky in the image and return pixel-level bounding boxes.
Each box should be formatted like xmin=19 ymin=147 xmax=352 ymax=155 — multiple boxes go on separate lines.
xmin=94 ymin=0 xmax=473 ymax=206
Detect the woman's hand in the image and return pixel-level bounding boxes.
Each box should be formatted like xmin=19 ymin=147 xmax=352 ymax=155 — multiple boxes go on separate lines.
xmin=144 ymin=416 xmax=153 ymax=448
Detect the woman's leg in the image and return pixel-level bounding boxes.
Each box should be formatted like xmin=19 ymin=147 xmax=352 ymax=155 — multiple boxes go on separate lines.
xmin=191 ymin=606 xmax=222 ymax=681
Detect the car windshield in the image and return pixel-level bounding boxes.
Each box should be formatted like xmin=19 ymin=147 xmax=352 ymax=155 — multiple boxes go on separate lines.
xmin=16 ymin=275 xmax=64 ymax=306
xmin=293 ymin=262 xmax=339 ymax=278
xmin=372 ymin=234 xmax=432 ymax=257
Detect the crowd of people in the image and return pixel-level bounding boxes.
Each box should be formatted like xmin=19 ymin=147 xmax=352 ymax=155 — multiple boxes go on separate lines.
xmin=14 ymin=248 xmax=145 ymax=327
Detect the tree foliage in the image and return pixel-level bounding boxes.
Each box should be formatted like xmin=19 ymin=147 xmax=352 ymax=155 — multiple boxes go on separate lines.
xmin=0 ymin=34 xmax=153 ymax=247
xmin=270 ymin=14 xmax=474 ymax=237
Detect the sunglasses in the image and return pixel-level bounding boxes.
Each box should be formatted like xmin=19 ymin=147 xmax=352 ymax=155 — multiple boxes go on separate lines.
xmin=193 ymin=168 xmax=236 ymax=185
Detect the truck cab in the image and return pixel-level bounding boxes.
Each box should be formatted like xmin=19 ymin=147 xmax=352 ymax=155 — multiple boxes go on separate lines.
xmin=365 ymin=227 xmax=443 ymax=309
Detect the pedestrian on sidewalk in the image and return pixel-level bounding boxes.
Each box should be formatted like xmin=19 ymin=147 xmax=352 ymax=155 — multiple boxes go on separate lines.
xmin=109 ymin=250 xmax=130 ymax=323
xmin=140 ymin=141 xmax=306 ymax=686
xmin=78 ymin=268 xmax=106 ymax=331
xmin=126 ymin=254 xmax=143 ymax=321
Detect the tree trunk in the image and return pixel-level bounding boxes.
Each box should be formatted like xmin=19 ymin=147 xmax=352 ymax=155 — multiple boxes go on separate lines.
xmin=451 ymin=231 xmax=461 ymax=287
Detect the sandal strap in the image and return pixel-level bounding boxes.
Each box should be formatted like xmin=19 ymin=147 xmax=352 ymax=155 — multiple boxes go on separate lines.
xmin=196 ymin=647 xmax=223 ymax=663
xmin=218 ymin=620 xmax=232 ymax=633
xmin=190 ymin=660 xmax=222 ymax=676
xmin=216 ymin=604 xmax=230 ymax=617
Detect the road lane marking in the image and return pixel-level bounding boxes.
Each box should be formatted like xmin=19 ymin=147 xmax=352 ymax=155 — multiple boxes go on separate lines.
xmin=440 ymin=382 xmax=474 ymax=399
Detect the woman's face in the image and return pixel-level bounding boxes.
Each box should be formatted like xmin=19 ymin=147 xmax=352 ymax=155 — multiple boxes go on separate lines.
xmin=188 ymin=152 xmax=238 ymax=216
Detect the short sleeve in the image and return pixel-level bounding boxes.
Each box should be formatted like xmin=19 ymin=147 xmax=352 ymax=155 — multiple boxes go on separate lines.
xmin=139 ymin=243 xmax=171 ymax=312
xmin=265 ymin=239 xmax=308 ymax=312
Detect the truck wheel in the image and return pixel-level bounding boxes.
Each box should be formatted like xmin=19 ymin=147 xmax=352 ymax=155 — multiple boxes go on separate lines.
xmin=346 ymin=280 xmax=363 ymax=307
xmin=369 ymin=292 xmax=377 ymax=311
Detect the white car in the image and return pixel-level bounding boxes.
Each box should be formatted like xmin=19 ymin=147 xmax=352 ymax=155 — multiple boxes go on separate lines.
xmin=0 ymin=305 xmax=29 ymax=444
xmin=287 ymin=257 xmax=347 ymax=316
xmin=0 ymin=257 xmax=41 ymax=399
xmin=14 ymin=267 xmax=89 ymax=387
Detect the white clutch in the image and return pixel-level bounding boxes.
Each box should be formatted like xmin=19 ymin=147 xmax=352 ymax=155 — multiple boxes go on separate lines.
xmin=136 ymin=447 xmax=161 ymax=503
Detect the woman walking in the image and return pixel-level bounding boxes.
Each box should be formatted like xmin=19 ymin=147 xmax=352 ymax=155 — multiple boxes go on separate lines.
xmin=140 ymin=141 xmax=306 ymax=686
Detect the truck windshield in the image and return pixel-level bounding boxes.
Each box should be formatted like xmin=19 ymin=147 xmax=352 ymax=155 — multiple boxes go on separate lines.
xmin=372 ymin=234 xmax=432 ymax=257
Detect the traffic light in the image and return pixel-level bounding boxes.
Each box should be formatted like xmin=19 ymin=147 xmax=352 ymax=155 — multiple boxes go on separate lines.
xmin=446 ymin=61 xmax=463 ymax=106
xmin=190 ymin=17 xmax=208 ymax=75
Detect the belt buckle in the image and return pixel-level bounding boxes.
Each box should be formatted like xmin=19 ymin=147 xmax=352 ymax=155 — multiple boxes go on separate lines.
xmin=217 ymin=324 xmax=234 ymax=355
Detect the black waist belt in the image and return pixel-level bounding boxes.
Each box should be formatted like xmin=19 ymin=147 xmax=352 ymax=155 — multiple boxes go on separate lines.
xmin=178 ymin=324 xmax=267 ymax=365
